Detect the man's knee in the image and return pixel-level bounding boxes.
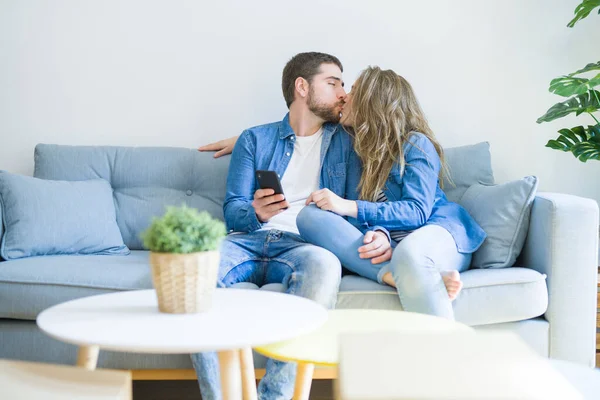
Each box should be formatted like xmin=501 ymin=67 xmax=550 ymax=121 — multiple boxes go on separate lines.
xmin=301 ymin=246 xmax=342 ymax=278
xmin=294 ymin=246 xmax=341 ymax=306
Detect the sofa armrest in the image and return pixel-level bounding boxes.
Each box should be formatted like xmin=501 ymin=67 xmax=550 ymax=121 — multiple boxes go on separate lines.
xmin=0 ymin=198 xmax=3 ymax=262
xmin=519 ymin=192 xmax=598 ymax=366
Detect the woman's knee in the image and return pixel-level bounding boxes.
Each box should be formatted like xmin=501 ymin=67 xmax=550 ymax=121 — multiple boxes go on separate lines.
xmin=296 ymin=205 xmax=322 ymax=236
xmin=388 ymin=246 xmax=432 ymax=282
xmin=296 ymin=205 xmax=344 ymax=239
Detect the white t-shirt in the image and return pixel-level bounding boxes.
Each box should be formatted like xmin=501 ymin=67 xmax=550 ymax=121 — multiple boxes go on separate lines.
xmin=261 ymin=128 xmax=323 ymax=235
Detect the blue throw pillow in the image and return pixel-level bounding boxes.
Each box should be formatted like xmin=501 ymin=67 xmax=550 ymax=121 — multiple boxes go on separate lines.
xmin=0 ymin=171 xmax=130 ymax=260
xmin=458 ymin=176 xmax=538 ymax=269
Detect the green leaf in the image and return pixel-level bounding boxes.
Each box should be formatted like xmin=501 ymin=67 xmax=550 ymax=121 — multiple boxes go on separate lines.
xmin=549 ymin=76 xmax=590 ymax=97
xmin=589 ymin=73 xmax=600 ymax=89
xmin=569 ymin=61 xmax=600 ymax=76
xmin=140 ymin=205 xmax=227 ymax=253
xmin=546 ymin=140 xmax=567 ymax=151
xmin=571 ymin=125 xmax=589 ymax=141
xmin=567 ymin=0 xmax=600 ymax=27
xmin=537 ymin=90 xmax=600 ymax=123
xmin=546 ymin=124 xmax=600 ymax=162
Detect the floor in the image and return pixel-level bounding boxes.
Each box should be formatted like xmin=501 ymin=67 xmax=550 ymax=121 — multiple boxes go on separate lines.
xmin=133 ymin=379 xmax=334 ymax=400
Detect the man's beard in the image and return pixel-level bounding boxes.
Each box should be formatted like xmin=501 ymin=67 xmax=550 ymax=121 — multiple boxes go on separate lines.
xmin=308 ymin=87 xmax=342 ymax=123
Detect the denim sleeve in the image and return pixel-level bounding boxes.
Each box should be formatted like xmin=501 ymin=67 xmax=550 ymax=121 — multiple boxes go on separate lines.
xmin=356 ymin=136 xmax=439 ymax=230
xmin=223 ymin=131 xmax=263 ymax=233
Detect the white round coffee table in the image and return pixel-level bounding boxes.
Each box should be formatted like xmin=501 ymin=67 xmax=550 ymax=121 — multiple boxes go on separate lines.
xmin=37 ymin=289 xmax=328 ymax=400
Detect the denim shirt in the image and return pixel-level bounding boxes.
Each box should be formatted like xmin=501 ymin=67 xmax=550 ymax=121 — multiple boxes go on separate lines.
xmin=224 ymin=113 xmax=353 ymax=233
xmin=346 ymin=132 xmax=487 ymax=254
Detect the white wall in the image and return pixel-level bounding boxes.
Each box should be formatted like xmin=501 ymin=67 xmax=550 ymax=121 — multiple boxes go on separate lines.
xmin=1 ymin=0 xmax=600 ymax=203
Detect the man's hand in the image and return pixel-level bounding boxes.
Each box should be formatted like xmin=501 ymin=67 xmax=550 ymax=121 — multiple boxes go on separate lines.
xmin=253 ymin=189 xmax=290 ymax=222
xmin=198 ymin=136 xmax=239 ymax=158
xmin=306 ymin=188 xmax=358 ymax=217
xmin=358 ymin=231 xmax=392 ymax=264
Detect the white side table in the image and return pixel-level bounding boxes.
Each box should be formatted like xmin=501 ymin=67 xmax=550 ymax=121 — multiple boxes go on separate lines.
xmin=0 ymin=359 xmax=131 ymax=399
xmin=37 ymin=289 xmax=327 ymax=400
xmin=337 ymin=331 xmax=586 ymax=399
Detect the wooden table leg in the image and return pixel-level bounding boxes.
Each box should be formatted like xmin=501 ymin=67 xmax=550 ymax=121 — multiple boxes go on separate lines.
xmin=218 ymin=349 xmax=242 ymax=400
xmin=239 ymin=347 xmax=257 ymax=400
xmin=76 ymin=345 xmax=99 ymax=370
xmin=293 ymin=362 xmax=314 ymax=400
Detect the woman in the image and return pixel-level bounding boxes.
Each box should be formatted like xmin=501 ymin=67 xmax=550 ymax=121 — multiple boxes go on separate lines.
xmin=200 ymin=67 xmax=486 ymax=320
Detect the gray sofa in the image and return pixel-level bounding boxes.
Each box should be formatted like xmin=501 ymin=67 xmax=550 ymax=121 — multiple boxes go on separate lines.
xmin=0 ymin=142 xmax=598 ymax=376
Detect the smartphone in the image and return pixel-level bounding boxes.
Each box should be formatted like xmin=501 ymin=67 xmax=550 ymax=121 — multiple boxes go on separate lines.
xmin=255 ymin=170 xmax=285 ymax=196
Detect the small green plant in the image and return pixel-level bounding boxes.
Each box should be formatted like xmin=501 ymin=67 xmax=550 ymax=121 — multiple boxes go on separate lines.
xmin=142 ymin=205 xmax=226 ymax=253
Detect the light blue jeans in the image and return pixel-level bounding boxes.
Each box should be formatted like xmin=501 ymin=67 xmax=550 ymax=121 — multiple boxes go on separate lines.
xmin=296 ymin=205 xmax=471 ymax=320
xmin=190 ymin=229 xmax=341 ymax=400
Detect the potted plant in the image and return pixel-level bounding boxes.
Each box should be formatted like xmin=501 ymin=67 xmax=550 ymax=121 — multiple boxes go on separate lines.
xmin=536 ymin=1 xmax=600 ymax=162
xmin=141 ymin=205 xmax=226 ymax=314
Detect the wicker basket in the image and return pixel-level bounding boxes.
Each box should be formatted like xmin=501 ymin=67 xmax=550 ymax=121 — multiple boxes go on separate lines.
xmin=149 ymin=251 xmax=220 ymax=314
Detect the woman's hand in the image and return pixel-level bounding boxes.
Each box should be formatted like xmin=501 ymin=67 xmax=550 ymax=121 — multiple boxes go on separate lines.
xmin=306 ymin=189 xmax=358 ymax=217
xmin=198 ymin=136 xmax=239 ymax=158
xmin=358 ymin=231 xmax=392 ymax=264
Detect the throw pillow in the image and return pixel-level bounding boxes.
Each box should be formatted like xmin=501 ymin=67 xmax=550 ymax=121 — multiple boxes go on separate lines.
xmin=459 ymin=176 xmax=538 ymax=269
xmin=0 ymin=171 xmax=130 ymax=260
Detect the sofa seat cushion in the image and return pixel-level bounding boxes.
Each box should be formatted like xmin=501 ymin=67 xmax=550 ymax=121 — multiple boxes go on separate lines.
xmin=336 ymin=267 xmax=548 ymax=326
xmin=0 ymin=251 xmax=155 ymax=320
xmin=0 ymin=252 xmax=548 ymax=326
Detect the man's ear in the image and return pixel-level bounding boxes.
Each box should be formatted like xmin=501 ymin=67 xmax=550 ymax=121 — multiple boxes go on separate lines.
xmin=295 ymin=77 xmax=309 ymax=99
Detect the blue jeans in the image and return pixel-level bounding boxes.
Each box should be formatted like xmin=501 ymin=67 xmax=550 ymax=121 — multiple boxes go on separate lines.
xmin=296 ymin=205 xmax=471 ymax=320
xmin=190 ymin=229 xmax=341 ymax=400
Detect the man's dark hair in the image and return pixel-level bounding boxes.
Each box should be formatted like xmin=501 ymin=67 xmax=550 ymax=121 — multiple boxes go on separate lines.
xmin=281 ymin=52 xmax=343 ymax=108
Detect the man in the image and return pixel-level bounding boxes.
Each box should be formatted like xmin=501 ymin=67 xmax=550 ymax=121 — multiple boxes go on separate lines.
xmin=192 ymin=52 xmax=392 ymax=400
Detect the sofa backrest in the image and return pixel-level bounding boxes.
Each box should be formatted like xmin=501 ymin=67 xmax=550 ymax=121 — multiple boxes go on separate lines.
xmin=30 ymin=141 xmax=494 ymax=251
xmin=34 ymin=144 xmax=230 ymax=250
xmin=442 ymin=141 xmax=494 ymax=202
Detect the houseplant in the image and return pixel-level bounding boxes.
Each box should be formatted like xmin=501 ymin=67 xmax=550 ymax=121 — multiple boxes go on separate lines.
xmin=142 ymin=205 xmax=226 ymax=313
xmin=536 ymin=0 xmax=600 ymax=162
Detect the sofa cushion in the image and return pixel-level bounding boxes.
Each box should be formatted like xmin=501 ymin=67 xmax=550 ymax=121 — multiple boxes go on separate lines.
xmin=0 ymin=251 xmax=153 ymax=320
xmin=459 ymin=176 xmax=539 ymax=269
xmin=0 ymin=251 xmax=547 ymax=326
xmin=0 ymin=171 xmax=129 ymax=260
xmin=336 ymin=268 xmax=548 ymax=326
xmin=442 ymin=142 xmax=494 ymax=203
xmin=33 ymin=145 xmax=230 ymax=250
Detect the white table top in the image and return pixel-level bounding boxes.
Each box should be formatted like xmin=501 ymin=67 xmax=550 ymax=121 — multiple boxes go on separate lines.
xmin=37 ymin=289 xmax=327 ymax=353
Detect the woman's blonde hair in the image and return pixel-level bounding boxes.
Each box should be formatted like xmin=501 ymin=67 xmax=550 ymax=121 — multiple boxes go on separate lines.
xmin=348 ymin=66 xmax=450 ymax=201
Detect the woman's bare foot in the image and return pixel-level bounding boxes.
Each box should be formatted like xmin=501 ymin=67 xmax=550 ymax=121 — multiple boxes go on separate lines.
xmin=382 ymin=271 xmax=462 ymax=301
xmin=382 ymin=272 xmax=396 ymax=287
xmin=442 ymin=270 xmax=463 ymax=301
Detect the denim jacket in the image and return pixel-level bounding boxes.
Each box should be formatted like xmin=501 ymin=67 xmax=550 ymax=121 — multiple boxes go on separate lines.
xmin=224 ymin=113 xmax=353 ymax=233
xmin=346 ymin=132 xmax=487 ymax=253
